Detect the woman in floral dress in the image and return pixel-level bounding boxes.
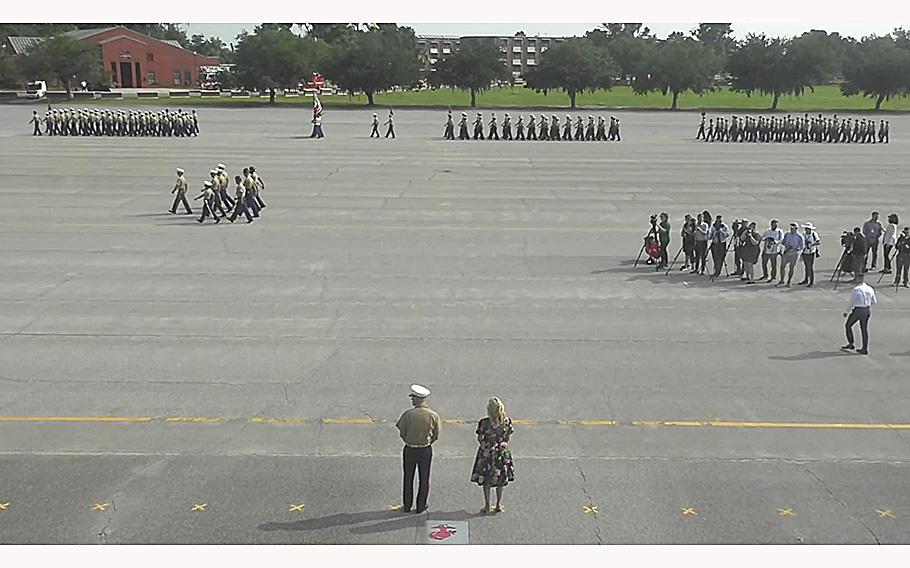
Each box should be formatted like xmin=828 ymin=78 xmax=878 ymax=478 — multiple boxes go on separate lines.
xmin=471 ymin=396 xmax=515 ymax=513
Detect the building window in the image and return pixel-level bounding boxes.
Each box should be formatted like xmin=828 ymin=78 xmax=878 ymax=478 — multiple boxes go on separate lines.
xmin=512 ymin=59 xmax=522 ymax=65
xmin=527 ymin=59 xmax=536 ymax=66
xmin=173 ymin=71 xmax=181 ymax=86
xmin=110 ymin=62 xmax=117 ymax=84
xmin=147 ymin=71 xmax=157 ymax=85
xmin=184 ymin=71 xmax=192 ymax=86
xmin=147 ymin=52 xmax=154 ymax=62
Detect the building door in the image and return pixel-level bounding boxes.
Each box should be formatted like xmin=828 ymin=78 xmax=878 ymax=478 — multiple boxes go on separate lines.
xmin=134 ymin=62 xmax=142 ymax=88
xmin=119 ymin=62 xmax=133 ymax=88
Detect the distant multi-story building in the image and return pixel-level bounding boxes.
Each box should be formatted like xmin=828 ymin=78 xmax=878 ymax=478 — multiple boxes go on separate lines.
xmin=417 ymin=32 xmax=566 ymax=82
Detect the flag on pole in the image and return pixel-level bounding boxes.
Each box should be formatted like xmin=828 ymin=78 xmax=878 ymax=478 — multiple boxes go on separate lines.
xmin=313 ymin=94 xmax=323 ymax=118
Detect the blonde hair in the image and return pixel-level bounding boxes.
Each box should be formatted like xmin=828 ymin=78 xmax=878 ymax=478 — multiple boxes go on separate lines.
xmin=487 ymin=396 xmax=506 ymax=423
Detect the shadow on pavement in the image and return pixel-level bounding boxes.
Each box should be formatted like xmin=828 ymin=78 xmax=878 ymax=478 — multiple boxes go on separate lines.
xmin=768 ymin=351 xmax=855 ymax=361
xmin=257 ymin=508 xmax=484 ymax=535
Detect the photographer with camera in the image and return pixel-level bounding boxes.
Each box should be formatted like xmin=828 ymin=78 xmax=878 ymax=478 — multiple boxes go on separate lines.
xmin=708 ymin=215 xmax=731 ymax=279
xmin=882 ymin=213 xmax=899 ymax=275
xmin=730 ymin=219 xmax=744 ymax=277
xmin=643 ymin=214 xmax=660 ymax=266
xmin=761 ymin=220 xmax=784 ymax=282
xmin=776 ymin=222 xmax=804 ymax=287
xmin=850 ymin=227 xmax=868 ymax=281
xmin=799 ymin=223 xmax=821 ymax=287
xmin=657 ymin=213 xmax=671 ymax=270
xmin=895 ymin=227 xmax=910 ymax=287
xmin=740 ymin=221 xmax=761 ymax=284
xmin=692 ymin=213 xmax=710 ymax=275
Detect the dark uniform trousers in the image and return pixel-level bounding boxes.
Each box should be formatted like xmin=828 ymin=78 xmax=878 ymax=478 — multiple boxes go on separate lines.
xmin=229 ymin=199 xmax=253 ymax=222
xmin=171 ymin=194 xmax=192 ymax=214
xmin=403 ymin=445 xmax=432 ymax=512
xmin=845 ymin=306 xmax=871 ymax=352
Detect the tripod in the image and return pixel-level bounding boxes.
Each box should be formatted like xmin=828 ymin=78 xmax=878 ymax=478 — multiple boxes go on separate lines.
xmin=634 ymin=227 xmax=658 ymax=268
xmin=831 ymin=249 xmax=850 ymax=291
xmin=665 ymin=245 xmax=684 ymax=276
xmin=709 ymin=238 xmax=731 ymax=282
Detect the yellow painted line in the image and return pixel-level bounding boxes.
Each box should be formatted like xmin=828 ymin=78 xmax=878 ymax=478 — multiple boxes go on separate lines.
xmin=163 ymin=417 xmax=225 ymax=424
xmin=0 ymin=502 xmax=9 ymax=511
xmin=321 ymin=417 xmax=386 ymax=425
xmin=0 ymin=416 xmax=151 ymax=423
xmin=707 ymin=421 xmax=910 ymax=430
xmin=442 ymin=419 xmax=466 ymax=425
xmin=558 ymin=420 xmax=618 ymax=426
xmin=249 ymin=417 xmax=308 ymax=424
xmin=511 ymin=419 xmax=539 ymax=426
xmin=631 ymin=420 xmax=663 ymax=427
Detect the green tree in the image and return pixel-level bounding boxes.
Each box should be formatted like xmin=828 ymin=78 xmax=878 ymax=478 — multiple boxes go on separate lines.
xmin=18 ymin=34 xmax=104 ymax=93
xmin=728 ymin=33 xmax=836 ymax=110
xmin=693 ymin=23 xmax=734 ymax=54
xmin=585 ymin=24 xmax=655 ymax=82
xmin=233 ymin=27 xmax=314 ymax=104
xmin=430 ymin=39 xmax=507 ymax=107
xmin=841 ymin=35 xmax=910 ymax=110
xmin=523 ymin=38 xmax=618 ymax=108
xmin=633 ymin=33 xmax=722 ymax=110
xmin=0 ymin=45 xmax=20 ymax=87
xmin=321 ymin=24 xmax=420 ymax=106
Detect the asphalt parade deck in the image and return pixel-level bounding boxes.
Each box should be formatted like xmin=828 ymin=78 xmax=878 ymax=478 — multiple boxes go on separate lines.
xmin=1 ymin=105 xmax=909 ymax=544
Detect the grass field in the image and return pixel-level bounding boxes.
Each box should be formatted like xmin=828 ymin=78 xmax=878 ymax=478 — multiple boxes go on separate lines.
xmin=78 ymin=85 xmax=910 ymax=112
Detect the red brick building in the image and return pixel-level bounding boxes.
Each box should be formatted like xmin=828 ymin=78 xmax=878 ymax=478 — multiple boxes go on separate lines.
xmin=7 ymin=26 xmax=220 ymax=88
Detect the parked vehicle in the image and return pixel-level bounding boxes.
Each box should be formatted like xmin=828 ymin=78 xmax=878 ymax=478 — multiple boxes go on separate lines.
xmin=25 ymin=80 xmax=47 ymax=99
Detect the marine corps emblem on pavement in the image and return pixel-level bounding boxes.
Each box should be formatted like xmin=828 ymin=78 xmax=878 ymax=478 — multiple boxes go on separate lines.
xmin=424 ymin=521 xmax=468 ymax=544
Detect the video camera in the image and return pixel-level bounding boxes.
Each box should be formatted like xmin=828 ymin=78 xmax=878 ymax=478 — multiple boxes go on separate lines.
xmin=840 ymin=231 xmax=853 ymax=250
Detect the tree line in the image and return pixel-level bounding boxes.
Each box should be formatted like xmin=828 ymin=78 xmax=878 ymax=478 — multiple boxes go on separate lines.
xmin=3 ymin=23 xmax=910 ymax=110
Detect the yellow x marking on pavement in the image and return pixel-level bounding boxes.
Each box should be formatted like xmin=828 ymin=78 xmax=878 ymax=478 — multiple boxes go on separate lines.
xmin=191 ymin=504 xmax=207 ymax=512
xmin=777 ymin=508 xmax=796 ymax=517
xmin=386 ymin=504 xmax=402 ymax=511
xmin=877 ymin=509 xmax=895 ymax=518
xmin=582 ymin=505 xmax=598 ymax=515
xmin=289 ymin=504 xmax=305 ymax=512
xmin=92 ymin=503 xmax=109 ymax=512
xmin=0 ymin=502 xmax=9 ymax=511
xmin=681 ymin=507 xmax=698 ymax=516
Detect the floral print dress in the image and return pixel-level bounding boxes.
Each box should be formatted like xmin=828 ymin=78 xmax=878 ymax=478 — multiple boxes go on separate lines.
xmin=470 ymin=416 xmax=515 ymax=487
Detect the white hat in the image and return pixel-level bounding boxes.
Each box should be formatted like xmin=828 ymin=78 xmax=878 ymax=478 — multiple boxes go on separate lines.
xmin=410 ymin=384 xmax=430 ymax=398
xmin=176 ymin=168 xmax=185 ymax=174
xmin=209 ymin=169 xmax=217 ymax=175
xmin=217 ymin=164 xmax=226 ymax=170
xmin=803 ymin=222 xmax=816 ymax=230
xmin=203 ymin=180 xmax=213 ymax=187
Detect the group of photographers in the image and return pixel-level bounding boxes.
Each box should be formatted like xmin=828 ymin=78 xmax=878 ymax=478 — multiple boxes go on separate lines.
xmin=644 ymin=210 xmax=910 ymax=287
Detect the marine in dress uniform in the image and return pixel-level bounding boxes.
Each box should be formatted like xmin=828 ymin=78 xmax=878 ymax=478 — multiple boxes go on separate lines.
xmin=227 ymin=175 xmax=254 ymax=223
xmin=562 ymin=114 xmax=572 ymax=141
xmin=514 ymin=115 xmax=525 ymax=140
xmin=170 ymin=168 xmax=192 ymax=214
xmin=396 ymin=384 xmax=441 ymax=514
xmin=487 ymin=113 xmax=499 ymax=140
xmin=370 ymin=113 xmax=380 ymax=138
xmin=444 ymin=111 xmax=455 ymax=140
xmin=473 ymin=113 xmax=484 ymax=140
xmin=458 ymin=112 xmax=469 ymax=140
xmin=502 ymin=113 xmax=512 ymax=140
xmin=195 ymin=181 xmax=221 ymax=224
xmin=29 ymin=111 xmax=42 ymax=135
xmin=526 ymin=114 xmax=537 ymax=140
xmin=574 ymin=116 xmax=583 ymax=141
xmin=385 ymin=110 xmax=396 ymax=139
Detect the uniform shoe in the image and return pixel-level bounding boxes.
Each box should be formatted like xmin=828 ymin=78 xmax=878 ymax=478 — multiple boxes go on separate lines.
xmin=840 ymin=344 xmax=855 ymax=351
xmin=856 ymin=349 xmax=868 ymax=355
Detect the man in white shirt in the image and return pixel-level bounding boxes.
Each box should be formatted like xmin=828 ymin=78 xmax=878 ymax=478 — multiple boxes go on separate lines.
xmin=841 ymin=273 xmax=876 ymax=355
xmin=761 ymin=219 xmax=784 ymax=282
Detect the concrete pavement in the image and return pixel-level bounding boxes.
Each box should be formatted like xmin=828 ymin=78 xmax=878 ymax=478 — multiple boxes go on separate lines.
xmin=0 ymin=105 xmax=909 ymax=543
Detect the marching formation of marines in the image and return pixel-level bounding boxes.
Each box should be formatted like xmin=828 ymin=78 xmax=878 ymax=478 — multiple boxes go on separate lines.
xmin=696 ymin=112 xmax=890 ymax=144
xmin=30 ymin=108 xmax=200 ymax=137
xmin=444 ymin=110 xmax=622 ymax=142
xmin=169 ymin=163 xmax=266 ymax=224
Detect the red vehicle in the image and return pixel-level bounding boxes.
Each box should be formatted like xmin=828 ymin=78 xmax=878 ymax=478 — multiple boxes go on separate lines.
xmin=298 ymin=73 xmax=327 ymax=92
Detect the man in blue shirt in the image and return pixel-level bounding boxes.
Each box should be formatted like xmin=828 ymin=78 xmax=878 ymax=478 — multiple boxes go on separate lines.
xmin=777 ymin=222 xmax=805 ymax=287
